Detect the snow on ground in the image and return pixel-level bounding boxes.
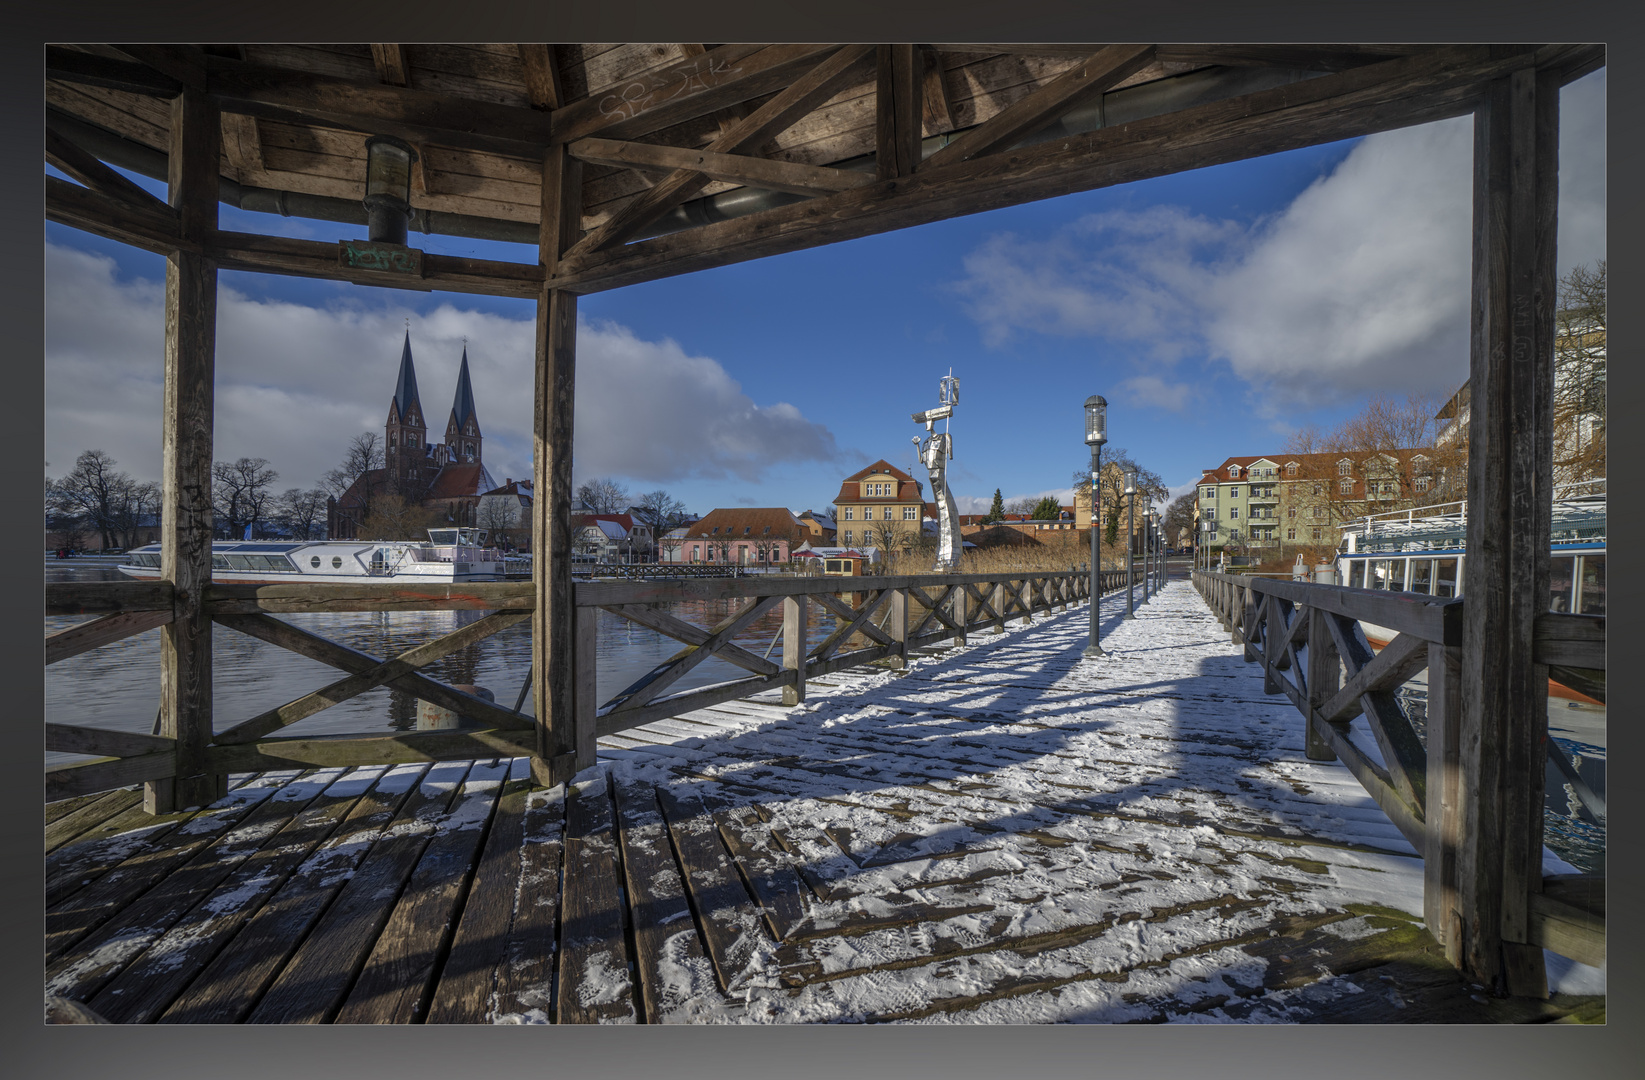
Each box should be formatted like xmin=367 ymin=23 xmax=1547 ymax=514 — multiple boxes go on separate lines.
xmin=585 ymin=578 xmax=1602 ymax=1021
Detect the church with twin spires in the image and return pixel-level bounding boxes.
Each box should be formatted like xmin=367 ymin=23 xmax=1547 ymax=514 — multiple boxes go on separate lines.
xmin=327 ymin=331 xmax=498 ymax=539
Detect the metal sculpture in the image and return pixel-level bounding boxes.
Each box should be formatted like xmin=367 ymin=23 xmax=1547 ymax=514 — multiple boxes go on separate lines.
xmin=912 ymin=372 xmax=962 ymax=570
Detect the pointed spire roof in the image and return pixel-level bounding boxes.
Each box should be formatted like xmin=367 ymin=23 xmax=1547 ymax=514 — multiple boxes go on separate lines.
xmin=393 ymin=330 xmax=421 ymax=419
xmin=450 ymin=345 xmax=479 ymax=432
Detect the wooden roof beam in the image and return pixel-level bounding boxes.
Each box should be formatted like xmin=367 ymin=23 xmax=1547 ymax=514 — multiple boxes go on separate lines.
xmin=518 ymin=44 xmax=563 ymax=110
xmin=46 ymin=126 xmax=174 ymax=217
xmin=550 ymin=44 xmax=1552 ymax=294
xmin=549 ymin=43 xmax=842 ymax=145
xmin=207 ymin=230 xmax=544 ymax=299
xmin=1153 ymin=44 xmax=1426 ymax=71
xmin=370 ymin=44 xmax=410 ymax=87
xmin=924 ymin=43 xmax=1156 ymax=169
xmin=46 ymin=46 xmax=181 ymax=96
xmin=204 ymin=57 xmax=555 ymax=157
xmin=109 ymin=44 xmax=209 ymax=90
xmin=876 ymin=45 xmax=919 ymax=181
xmin=569 ymin=137 xmax=873 ymax=198
xmin=47 ymin=175 xmax=181 ymax=255
xmin=564 ymin=44 xmax=875 ymax=257
xmin=919 ymin=47 xmax=955 ymax=136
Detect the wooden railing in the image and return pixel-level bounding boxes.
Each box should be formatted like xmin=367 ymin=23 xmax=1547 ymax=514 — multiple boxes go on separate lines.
xmin=1192 ymin=569 xmax=1605 ymax=972
xmin=45 ymin=565 xmax=1147 ymax=805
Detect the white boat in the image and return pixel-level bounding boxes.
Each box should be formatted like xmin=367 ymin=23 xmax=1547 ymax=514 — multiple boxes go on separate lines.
xmin=1335 ymin=478 xmax=1605 ymax=704
xmin=117 ymin=528 xmax=508 ymax=585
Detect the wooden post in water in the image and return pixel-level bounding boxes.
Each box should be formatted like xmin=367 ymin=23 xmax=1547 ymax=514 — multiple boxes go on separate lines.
xmin=152 ymin=86 xmax=222 ymax=813
xmin=532 ymin=142 xmax=584 ymax=788
xmin=1455 ymin=66 xmax=1558 ymax=997
xmin=781 ymin=595 xmax=807 ymax=705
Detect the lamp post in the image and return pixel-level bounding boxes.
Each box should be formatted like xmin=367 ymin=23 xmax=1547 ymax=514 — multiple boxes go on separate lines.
xmin=1083 ymin=395 xmax=1107 ymax=659
xmin=1144 ymin=506 xmax=1158 ymax=601
xmin=1122 ymin=465 xmax=1137 ymax=619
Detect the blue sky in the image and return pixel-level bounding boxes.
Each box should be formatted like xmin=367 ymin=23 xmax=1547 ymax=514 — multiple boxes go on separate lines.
xmin=45 ymin=70 xmax=1604 ymax=519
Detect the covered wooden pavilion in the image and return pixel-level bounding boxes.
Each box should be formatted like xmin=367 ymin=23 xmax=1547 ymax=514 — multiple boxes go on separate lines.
xmin=45 ymin=41 xmax=1603 ymax=998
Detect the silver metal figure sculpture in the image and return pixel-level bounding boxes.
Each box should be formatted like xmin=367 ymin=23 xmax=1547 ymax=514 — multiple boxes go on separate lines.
xmin=912 ymin=372 xmax=962 ymax=570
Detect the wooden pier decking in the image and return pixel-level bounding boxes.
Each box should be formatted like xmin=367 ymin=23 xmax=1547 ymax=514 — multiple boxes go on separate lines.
xmin=44 ymin=582 xmax=1604 ymax=1024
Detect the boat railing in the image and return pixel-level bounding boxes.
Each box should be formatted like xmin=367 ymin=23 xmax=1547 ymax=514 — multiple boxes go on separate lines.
xmin=1191 ymin=567 xmax=1604 ymax=973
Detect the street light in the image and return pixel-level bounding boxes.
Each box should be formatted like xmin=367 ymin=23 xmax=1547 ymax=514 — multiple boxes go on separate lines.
xmin=1083 ymin=395 xmax=1107 ymax=659
xmin=1143 ymin=506 xmax=1157 ymax=602
xmin=1122 ymin=465 xmax=1137 ymax=619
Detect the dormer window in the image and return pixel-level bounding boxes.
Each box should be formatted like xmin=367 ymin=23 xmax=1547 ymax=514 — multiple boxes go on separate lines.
xmin=1338 ymin=459 xmax=1352 ymax=476
xmin=1228 ymin=466 xmax=1241 ymax=478
xmin=1286 ymin=463 xmax=1298 ymax=476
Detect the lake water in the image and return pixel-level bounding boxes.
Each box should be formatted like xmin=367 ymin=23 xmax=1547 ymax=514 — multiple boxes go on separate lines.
xmin=47 ymin=564 xmax=1604 ymax=874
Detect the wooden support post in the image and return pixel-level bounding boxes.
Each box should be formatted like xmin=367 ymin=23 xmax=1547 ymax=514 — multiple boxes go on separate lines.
xmin=1425 ymin=641 xmax=1464 ymax=960
xmin=781 ymin=594 xmax=807 ymax=706
xmin=886 ymin=588 xmax=908 ymax=669
xmin=1305 ymin=606 xmax=1339 ymax=763
xmin=571 ymin=605 xmax=598 ymax=773
xmin=952 ymin=584 xmax=968 ymax=644
xmin=992 ymin=582 xmax=1008 ymax=635
xmin=875 ymin=44 xmax=919 ymax=180
xmin=1261 ymin=595 xmax=1281 ymax=694
xmin=1456 ymin=67 xmax=1558 ymax=998
xmin=531 ymin=141 xmax=583 ymax=790
xmin=151 ymin=86 xmax=222 ymax=814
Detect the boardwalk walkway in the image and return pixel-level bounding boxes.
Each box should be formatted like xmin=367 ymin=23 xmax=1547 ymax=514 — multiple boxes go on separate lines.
xmin=43 ymin=580 xmax=1604 ymax=1023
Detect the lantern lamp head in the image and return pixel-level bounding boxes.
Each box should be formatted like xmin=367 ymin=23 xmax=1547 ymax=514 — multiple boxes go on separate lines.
xmin=363 ymin=135 xmax=420 ymax=246
xmin=1123 ymin=465 xmax=1137 ymax=495
xmin=1083 ymin=395 xmax=1107 ymax=447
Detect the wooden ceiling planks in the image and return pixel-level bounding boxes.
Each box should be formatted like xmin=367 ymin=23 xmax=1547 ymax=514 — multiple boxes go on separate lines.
xmin=45 ymin=41 xmax=1601 ymax=298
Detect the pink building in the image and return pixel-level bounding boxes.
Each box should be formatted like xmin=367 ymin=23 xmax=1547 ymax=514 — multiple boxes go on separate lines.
xmin=681 ymin=508 xmax=805 ymax=566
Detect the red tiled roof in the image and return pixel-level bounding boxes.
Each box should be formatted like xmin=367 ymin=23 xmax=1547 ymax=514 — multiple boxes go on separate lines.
xmin=683 ymin=507 xmax=804 ymax=542
xmin=424 ymin=463 xmax=491 ymax=500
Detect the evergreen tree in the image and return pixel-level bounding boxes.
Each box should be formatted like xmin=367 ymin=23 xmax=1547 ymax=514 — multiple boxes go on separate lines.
xmin=986 ymin=488 xmax=1004 ymax=522
xmin=1031 ymin=496 xmax=1062 ymax=521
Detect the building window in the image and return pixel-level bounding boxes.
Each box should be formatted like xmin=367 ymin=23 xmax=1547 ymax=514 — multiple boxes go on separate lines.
xmin=710 ymin=526 xmax=719 ymax=535
xmin=1415 ymin=476 xmax=1430 ymax=493
xmin=1228 ymin=466 xmax=1240 ymax=478
xmin=744 ymin=526 xmax=752 ymax=535
xmin=883 ymin=507 xmax=894 ymax=520
xmin=843 ymin=507 xmax=853 ymax=520
xmin=1230 ymin=507 xmax=1239 ymax=519
xmin=1312 ymin=484 xmax=1322 ymax=495
xmin=843 ymin=530 xmax=852 ymax=544
xmin=1287 ymin=507 xmax=1296 ymax=518
xmin=1287 ymin=528 xmax=1296 ymax=540
xmin=1312 ymin=528 xmax=1323 ymax=541
xmin=1202 ymin=487 xmax=1214 ymax=499
xmin=1230 ymin=487 xmax=1240 ymax=498
xmin=1314 ymin=506 xmax=1324 ymax=518
xmin=903 ymin=506 xmax=917 ymax=520
xmin=1287 ymin=463 xmax=1298 ymax=476
xmin=692 ymin=545 xmax=700 ymax=560
xmin=1339 ymin=479 xmax=1353 ymax=495
xmin=1338 ymin=460 xmax=1351 ymax=476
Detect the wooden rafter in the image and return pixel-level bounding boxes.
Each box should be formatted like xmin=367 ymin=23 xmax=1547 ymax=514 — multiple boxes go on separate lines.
xmin=564 ymin=43 xmax=875 ymax=257
xmin=549 ymin=43 xmax=840 ymax=145
xmin=369 ymin=43 xmax=410 ymax=87
xmin=569 ymin=137 xmax=872 ymax=197
xmin=219 ymin=112 xmax=265 ymax=177
xmin=550 ymin=44 xmax=1551 ymax=293
xmin=45 ymin=127 xmax=172 ymax=215
xmin=110 ymin=44 xmax=208 ymax=90
xmin=875 ymin=44 xmax=918 ymax=180
xmin=517 ymin=44 xmax=562 ymax=110
xmin=919 ymin=46 xmax=955 ymax=136
xmin=924 ymin=43 xmax=1155 ymax=169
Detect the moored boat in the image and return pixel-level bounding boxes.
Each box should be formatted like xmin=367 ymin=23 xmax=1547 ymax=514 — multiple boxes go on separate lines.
xmin=117 ymin=527 xmax=507 ymax=584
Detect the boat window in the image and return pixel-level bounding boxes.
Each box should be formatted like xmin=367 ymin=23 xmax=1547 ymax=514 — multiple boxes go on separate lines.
xmin=332 ymin=556 xmax=344 ymax=569
xmin=212 ymin=554 xmax=231 ymax=569
xmin=1549 ymin=555 xmax=1575 ymax=613
xmin=1434 ymin=558 xmax=1458 ymax=598
xmin=311 ymin=556 xmax=321 ymax=568
xmin=1577 ymin=554 xmax=1605 ymax=615
xmin=1348 ymin=561 xmax=1366 ymax=589
xmin=1409 ymin=559 xmax=1433 ymax=594
xmin=1370 ymin=559 xmax=1392 ymax=590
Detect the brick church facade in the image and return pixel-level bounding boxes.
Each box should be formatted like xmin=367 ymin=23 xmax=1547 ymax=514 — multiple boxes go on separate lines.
xmin=327 ymin=332 xmax=497 ymax=539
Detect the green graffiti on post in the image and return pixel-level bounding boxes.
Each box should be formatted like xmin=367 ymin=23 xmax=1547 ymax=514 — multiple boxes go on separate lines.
xmin=338 ymin=240 xmax=424 ymax=277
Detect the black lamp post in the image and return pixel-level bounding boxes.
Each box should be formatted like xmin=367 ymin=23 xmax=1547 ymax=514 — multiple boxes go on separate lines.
xmin=1083 ymin=395 xmax=1107 ymax=659
xmin=363 ymin=135 xmax=419 ymax=245
xmin=1143 ymin=506 xmax=1157 ymax=602
xmin=1122 ymin=465 xmax=1137 ymax=619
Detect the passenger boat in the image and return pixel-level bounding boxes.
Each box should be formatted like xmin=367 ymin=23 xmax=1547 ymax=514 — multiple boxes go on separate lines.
xmin=1335 ymin=478 xmax=1605 ymax=702
xmin=117 ymin=527 xmax=508 ymax=584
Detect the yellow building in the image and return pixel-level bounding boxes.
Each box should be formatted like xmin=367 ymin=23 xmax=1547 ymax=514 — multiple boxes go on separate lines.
xmin=832 ymin=461 xmax=931 ymax=550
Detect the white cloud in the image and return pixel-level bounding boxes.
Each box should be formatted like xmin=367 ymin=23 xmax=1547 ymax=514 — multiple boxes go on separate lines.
xmin=951 ymin=69 xmax=1606 ymax=413
xmin=45 ymin=244 xmax=841 ymax=492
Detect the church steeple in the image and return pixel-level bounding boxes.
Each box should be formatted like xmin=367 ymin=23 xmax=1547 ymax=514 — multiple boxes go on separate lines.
xmin=386 ymin=329 xmax=428 ymax=483
xmin=445 ymin=344 xmax=482 ymax=464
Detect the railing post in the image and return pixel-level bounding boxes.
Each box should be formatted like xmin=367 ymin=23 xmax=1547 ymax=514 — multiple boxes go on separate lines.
xmin=1305 ymin=605 xmax=1339 ymax=762
xmin=887 ymin=588 xmax=908 ymax=669
xmin=572 ymin=605 xmax=598 ymax=772
xmin=1425 ymin=640 xmax=1463 ymax=962
xmin=1261 ymin=592 xmax=1280 ymax=694
xmin=781 ymin=594 xmax=807 ymax=705
xmin=992 ymin=581 xmax=1007 ymax=634
xmin=952 ymin=585 xmax=969 ymax=645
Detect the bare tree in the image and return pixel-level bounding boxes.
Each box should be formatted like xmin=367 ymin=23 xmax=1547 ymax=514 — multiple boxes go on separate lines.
xmin=323 ymin=433 xmax=384 ymax=537
xmin=48 ymin=449 xmax=153 ymax=550
xmin=1553 ymin=260 xmax=1605 ymax=484
xmin=630 ymin=488 xmax=685 ymax=561
xmin=1072 ymin=449 xmax=1165 ymax=548
xmin=657 ymin=529 xmax=686 ymax=564
xmin=576 ymin=476 xmax=630 ymax=514
xmin=868 ymin=516 xmax=904 ymax=556
xmin=357 ymin=493 xmax=439 ymax=540
xmin=1163 ymin=491 xmax=1197 ymax=548
xmin=212 ymin=457 xmax=279 ymax=539
xmin=1282 ymin=393 xmax=1460 ymax=531
xmin=273 ymin=486 xmax=328 ymax=540
xmin=476 ymin=495 xmax=524 ymax=550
